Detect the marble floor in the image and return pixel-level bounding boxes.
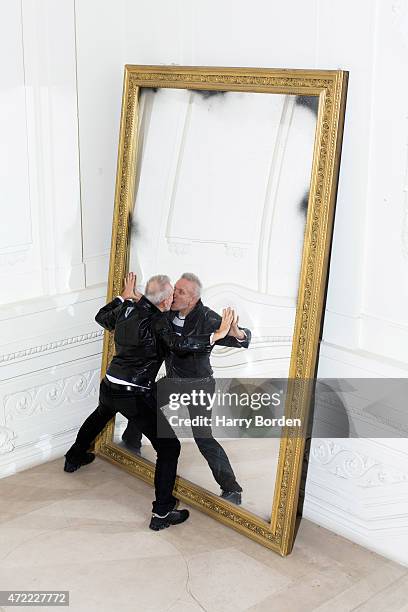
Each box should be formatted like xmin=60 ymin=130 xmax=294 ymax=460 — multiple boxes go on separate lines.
xmin=0 ymin=458 xmax=407 ymax=612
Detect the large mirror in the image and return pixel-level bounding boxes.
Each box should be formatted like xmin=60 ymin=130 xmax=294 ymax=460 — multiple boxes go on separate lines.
xmin=96 ymin=66 xmax=348 ymax=555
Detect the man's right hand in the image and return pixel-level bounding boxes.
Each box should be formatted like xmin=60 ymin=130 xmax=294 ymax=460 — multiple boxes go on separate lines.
xmin=212 ymin=307 xmax=234 ymax=343
xmin=120 ymin=272 xmax=142 ymax=301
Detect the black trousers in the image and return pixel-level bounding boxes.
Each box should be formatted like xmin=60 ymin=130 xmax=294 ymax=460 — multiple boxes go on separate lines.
xmin=123 ymin=378 xmax=242 ymax=493
xmin=65 ymin=378 xmax=180 ymax=515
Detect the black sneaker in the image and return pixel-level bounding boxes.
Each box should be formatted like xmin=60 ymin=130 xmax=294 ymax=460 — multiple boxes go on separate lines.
xmin=220 ymin=490 xmax=242 ymax=505
xmin=64 ymin=452 xmax=95 ymax=473
xmin=149 ymin=509 xmax=190 ymax=531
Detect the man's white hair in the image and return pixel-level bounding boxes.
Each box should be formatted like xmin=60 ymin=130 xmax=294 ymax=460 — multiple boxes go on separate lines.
xmin=145 ymin=274 xmax=172 ymax=305
xmin=181 ymin=272 xmax=202 ymax=298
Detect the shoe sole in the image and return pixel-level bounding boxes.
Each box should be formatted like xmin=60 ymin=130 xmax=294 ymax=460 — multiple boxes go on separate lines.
xmin=149 ymin=522 xmax=171 ymax=531
xmin=149 ymin=514 xmax=189 ymax=531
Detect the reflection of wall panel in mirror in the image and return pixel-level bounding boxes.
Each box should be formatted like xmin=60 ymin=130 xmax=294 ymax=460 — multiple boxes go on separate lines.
xmin=95 ymin=66 xmax=348 ymax=556
xmin=131 ymin=89 xmax=317 ymax=378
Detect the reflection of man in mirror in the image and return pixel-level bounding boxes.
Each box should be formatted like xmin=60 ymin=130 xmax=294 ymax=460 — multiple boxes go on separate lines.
xmin=126 ymin=272 xmax=252 ymax=505
xmin=63 ymin=273 xmax=233 ymax=531
xmin=169 ymin=273 xmax=251 ymax=505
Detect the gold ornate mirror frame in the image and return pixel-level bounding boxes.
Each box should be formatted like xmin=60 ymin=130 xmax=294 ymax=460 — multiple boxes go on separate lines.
xmin=94 ymin=65 xmax=348 ymax=556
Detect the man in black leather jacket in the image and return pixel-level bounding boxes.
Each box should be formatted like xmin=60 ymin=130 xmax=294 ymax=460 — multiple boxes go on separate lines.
xmin=64 ymin=273 xmax=233 ymax=530
xmin=125 ymin=272 xmax=251 ymax=505
xmin=166 ymin=273 xmax=251 ymax=505
xmin=165 ymin=273 xmax=251 ymax=379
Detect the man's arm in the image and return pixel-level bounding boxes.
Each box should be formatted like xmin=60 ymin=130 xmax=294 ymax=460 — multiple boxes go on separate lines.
xmin=95 ymin=297 xmax=124 ymax=331
xmin=95 ymin=272 xmax=139 ymax=331
xmin=154 ymin=309 xmax=234 ymax=354
xmin=217 ymin=327 xmax=251 ymax=348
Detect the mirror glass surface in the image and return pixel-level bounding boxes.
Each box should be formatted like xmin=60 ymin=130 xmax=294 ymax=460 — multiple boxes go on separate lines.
xmin=112 ymin=87 xmax=318 ymax=521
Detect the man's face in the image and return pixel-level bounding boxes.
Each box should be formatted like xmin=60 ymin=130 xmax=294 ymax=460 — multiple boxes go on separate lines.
xmin=171 ymin=278 xmax=197 ymax=311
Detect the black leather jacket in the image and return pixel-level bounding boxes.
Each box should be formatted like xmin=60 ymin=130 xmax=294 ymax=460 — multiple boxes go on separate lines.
xmin=95 ymin=296 xmax=213 ymax=387
xmin=165 ymin=299 xmax=251 ymax=379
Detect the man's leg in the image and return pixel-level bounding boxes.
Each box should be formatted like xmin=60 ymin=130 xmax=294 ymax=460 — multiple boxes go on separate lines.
xmin=64 ymin=379 xmax=115 ymax=470
xmin=187 ymin=381 xmax=242 ymax=499
xmin=117 ymin=388 xmax=189 ymax=529
xmin=192 ymin=428 xmax=242 ymax=493
xmin=121 ymin=418 xmax=143 ymax=453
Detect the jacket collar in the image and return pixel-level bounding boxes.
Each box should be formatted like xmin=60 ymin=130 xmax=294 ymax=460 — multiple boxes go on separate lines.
xmin=172 ymin=299 xmax=204 ymax=334
xmin=138 ymin=295 xmax=161 ymax=314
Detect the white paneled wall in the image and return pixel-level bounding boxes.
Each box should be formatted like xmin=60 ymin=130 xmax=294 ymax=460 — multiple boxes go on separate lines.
xmin=74 ymin=0 xmax=126 ymax=286
xmin=0 ymin=0 xmax=38 ymax=302
xmin=0 ymin=2 xmax=105 ymax=477
xmin=308 ymin=1 xmax=408 ymax=565
xmin=1 ymin=0 xmax=408 ymax=564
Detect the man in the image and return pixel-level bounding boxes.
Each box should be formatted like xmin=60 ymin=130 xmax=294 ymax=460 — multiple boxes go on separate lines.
xmin=165 ymin=273 xmax=251 ymax=505
xmin=64 ymin=273 xmax=233 ymax=530
xmin=124 ymin=273 xmax=251 ymax=504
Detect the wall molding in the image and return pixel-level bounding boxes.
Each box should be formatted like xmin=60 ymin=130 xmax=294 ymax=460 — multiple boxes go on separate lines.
xmin=0 ymin=329 xmax=104 ymax=364
xmin=0 ymin=426 xmax=92 ymax=478
xmin=319 ymin=340 xmax=408 ymax=376
xmin=4 ymin=368 xmax=99 ymax=424
xmin=0 ymin=426 xmax=16 ymax=455
xmin=311 ymin=440 xmax=408 ymax=488
xmin=0 ymin=354 xmax=102 ymax=478
xmin=360 ymin=312 xmax=408 ymax=365
xmin=307 ymin=343 xmax=408 ymax=565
